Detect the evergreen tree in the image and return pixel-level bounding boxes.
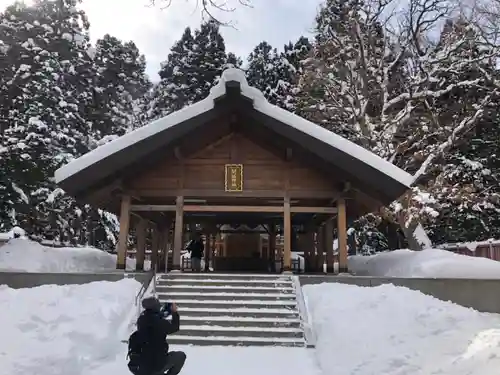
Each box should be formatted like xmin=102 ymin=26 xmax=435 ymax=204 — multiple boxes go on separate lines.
xmin=148 ymin=27 xmax=195 ymax=119
xmin=191 ymin=20 xmax=227 ymax=99
xmin=225 ymin=52 xmax=243 ymax=69
xmin=0 ymin=0 xmax=95 ymax=240
xmin=90 ymin=34 xmax=150 ymax=139
xmin=245 ymin=37 xmax=311 ymax=111
xmin=0 ymin=0 xmax=142 ymax=248
xmin=272 ymin=37 xmax=312 ymax=111
xmin=148 ymin=21 xmax=238 ymax=120
xmin=246 ymin=41 xmax=280 ymax=100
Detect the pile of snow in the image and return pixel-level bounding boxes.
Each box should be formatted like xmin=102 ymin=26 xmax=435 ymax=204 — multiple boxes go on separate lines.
xmin=0 ymin=238 xmax=150 ymax=272
xmin=0 ymin=226 xmax=26 ymax=241
xmin=304 ymin=282 xmax=500 ymax=375
xmin=349 ymin=248 xmax=500 ymax=279
xmin=0 ymin=278 xmax=141 ymax=375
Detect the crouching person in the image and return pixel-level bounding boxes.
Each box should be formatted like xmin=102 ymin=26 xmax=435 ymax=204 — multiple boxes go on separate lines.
xmin=127 ymin=297 xmax=186 ymax=375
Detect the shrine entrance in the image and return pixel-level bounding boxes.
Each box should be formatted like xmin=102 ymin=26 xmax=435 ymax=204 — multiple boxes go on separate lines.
xmin=54 ymin=68 xmax=412 ymax=274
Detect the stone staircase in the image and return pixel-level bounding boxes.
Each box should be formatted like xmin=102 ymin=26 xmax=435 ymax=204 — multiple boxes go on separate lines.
xmin=156 ymin=272 xmax=305 ymax=347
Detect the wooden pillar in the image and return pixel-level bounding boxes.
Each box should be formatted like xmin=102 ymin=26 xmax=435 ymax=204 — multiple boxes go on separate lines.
xmin=151 ymin=226 xmax=159 ymax=272
xmin=157 ymin=224 xmax=170 ymax=272
xmin=337 ymin=198 xmax=348 ymax=273
xmin=116 ymin=195 xmax=131 ymax=270
xmin=304 ymin=230 xmax=315 ymax=273
xmin=204 ymin=231 xmax=210 ymax=272
xmin=269 ymin=224 xmax=276 ymax=272
xmin=172 ymin=196 xmax=184 ymax=270
xmin=135 ymin=218 xmax=147 ymax=271
xmin=283 ymin=197 xmax=292 ymax=272
xmin=325 ymin=218 xmax=334 ymax=273
xmin=316 ymin=225 xmax=325 ymax=273
xmin=163 ymin=223 xmax=171 ymax=272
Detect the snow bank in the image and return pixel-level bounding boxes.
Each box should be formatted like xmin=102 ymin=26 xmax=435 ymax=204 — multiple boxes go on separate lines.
xmin=0 ymin=226 xmax=26 ymax=241
xmin=0 ymin=278 xmax=141 ymax=375
xmin=0 ymin=238 xmax=150 ymax=272
xmin=304 ymin=282 xmax=500 ymax=375
xmin=349 ymin=248 xmax=500 ymax=279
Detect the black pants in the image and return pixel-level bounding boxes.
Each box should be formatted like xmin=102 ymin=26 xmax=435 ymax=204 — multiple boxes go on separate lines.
xmin=154 ymin=351 xmax=186 ymax=375
xmin=129 ymin=351 xmax=186 ymax=375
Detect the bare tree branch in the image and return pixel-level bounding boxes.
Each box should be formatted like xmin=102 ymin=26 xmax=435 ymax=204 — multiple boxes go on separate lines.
xmin=148 ymin=0 xmax=252 ymax=26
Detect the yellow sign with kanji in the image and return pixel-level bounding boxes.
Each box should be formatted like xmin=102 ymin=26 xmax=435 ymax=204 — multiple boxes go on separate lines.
xmin=224 ymin=164 xmax=243 ymax=192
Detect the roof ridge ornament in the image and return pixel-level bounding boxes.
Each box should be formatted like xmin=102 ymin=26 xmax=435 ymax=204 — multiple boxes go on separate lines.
xmin=209 ymin=67 xmax=267 ymax=105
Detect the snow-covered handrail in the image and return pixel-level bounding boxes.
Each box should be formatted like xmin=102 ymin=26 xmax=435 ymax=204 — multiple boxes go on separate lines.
xmin=292 ymin=275 xmax=316 ymax=347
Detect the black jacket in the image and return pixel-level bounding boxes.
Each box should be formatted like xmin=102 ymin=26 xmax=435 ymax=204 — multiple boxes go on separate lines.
xmin=188 ymin=239 xmax=204 ymax=259
xmin=137 ymin=310 xmax=180 ymax=355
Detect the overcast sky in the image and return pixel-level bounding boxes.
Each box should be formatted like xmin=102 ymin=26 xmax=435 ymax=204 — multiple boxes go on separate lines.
xmin=1 ymin=0 xmax=323 ymax=81
xmin=82 ymin=0 xmax=323 ymax=80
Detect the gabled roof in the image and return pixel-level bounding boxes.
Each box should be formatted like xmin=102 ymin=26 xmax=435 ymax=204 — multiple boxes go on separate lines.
xmin=55 ymin=68 xmax=413 ymax=203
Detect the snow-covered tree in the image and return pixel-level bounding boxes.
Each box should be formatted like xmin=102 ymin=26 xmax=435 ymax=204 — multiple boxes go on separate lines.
xmin=90 ymin=34 xmax=151 ymax=138
xmin=0 ymin=0 xmax=95 ymax=237
xmin=0 ymin=0 xmax=144 ymax=248
xmin=295 ymin=0 xmax=500 ymax=248
xmin=246 ymin=37 xmax=311 ymax=110
xmin=148 ymin=21 xmax=239 ymax=120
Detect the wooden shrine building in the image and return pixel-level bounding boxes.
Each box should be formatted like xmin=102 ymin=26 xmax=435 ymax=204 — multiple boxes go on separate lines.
xmin=54 ymin=68 xmax=412 ymax=274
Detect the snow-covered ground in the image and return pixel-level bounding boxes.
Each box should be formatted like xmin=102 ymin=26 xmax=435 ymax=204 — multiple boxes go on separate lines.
xmin=349 ymin=248 xmax=500 ymax=278
xmin=0 ymin=278 xmax=141 ymax=375
xmin=304 ymin=282 xmax=500 ymax=375
xmin=0 ymin=237 xmax=150 ymax=272
xmin=3 ymin=277 xmax=499 ymax=375
xmin=90 ymin=346 xmax=319 ymax=375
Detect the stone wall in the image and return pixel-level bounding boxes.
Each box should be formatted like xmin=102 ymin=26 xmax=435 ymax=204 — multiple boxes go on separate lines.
xmin=300 ymin=276 xmax=500 ymax=314
xmin=0 ymin=271 xmax=150 ymax=289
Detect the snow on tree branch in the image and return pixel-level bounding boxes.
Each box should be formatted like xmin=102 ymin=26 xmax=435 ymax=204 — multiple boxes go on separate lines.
xmin=297 ymin=0 xmax=500 ymax=245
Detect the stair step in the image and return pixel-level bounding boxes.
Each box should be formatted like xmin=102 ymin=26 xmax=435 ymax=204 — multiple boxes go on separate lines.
xmin=155 ymin=285 xmax=295 ymax=294
xmin=161 ymin=273 xmax=293 ymax=281
xmin=161 ymin=279 xmax=293 ymax=287
xmin=167 ymin=335 xmax=304 ymax=347
xmin=176 ymin=325 xmax=302 ymax=338
xmin=173 ymin=307 xmax=299 ymax=318
xmin=163 ymin=299 xmax=297 ymax=310
xmin=159 ymin=292 xmax=296 ymax=301
xmin=180 ymin=316 xmax=301 ymax=328
xmin=154 ymin=273 xmax=303 ymax=347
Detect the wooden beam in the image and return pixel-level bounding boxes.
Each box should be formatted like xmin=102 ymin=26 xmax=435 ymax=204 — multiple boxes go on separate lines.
xmin=291 ymin=207 xmax=337 ymax=214
xmin=337 ymin=198 xmax=348 ymax=273
xmin=172 ymin=196 xmax=184 ymax=270
xmin=131 ymin=205 xmax=176 ymax=211
xmin=286 ymin=147 xmax=292 ymax=161
xmin=184 ymin=205 xmax=283 ymax=213
xmin=135 ymin=218 xmax=147 ymax=271
xmin=131 ymin=204 xmax=337 ymax=214
xmin=127 ymin=189 xmax=341 ymax=199
xmin=116 ymin=195 xmax=131 ymax=270
xmin=283 ymin=196 xmax=292 ymax=272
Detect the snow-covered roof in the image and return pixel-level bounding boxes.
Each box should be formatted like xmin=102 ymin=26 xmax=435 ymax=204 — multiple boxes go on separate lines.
xmin=55 ymin=68 xmax=412 ymax=202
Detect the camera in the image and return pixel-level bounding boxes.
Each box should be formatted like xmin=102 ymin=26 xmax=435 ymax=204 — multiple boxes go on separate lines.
xmin=160 ymin=302 xmax=173 ymax=317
